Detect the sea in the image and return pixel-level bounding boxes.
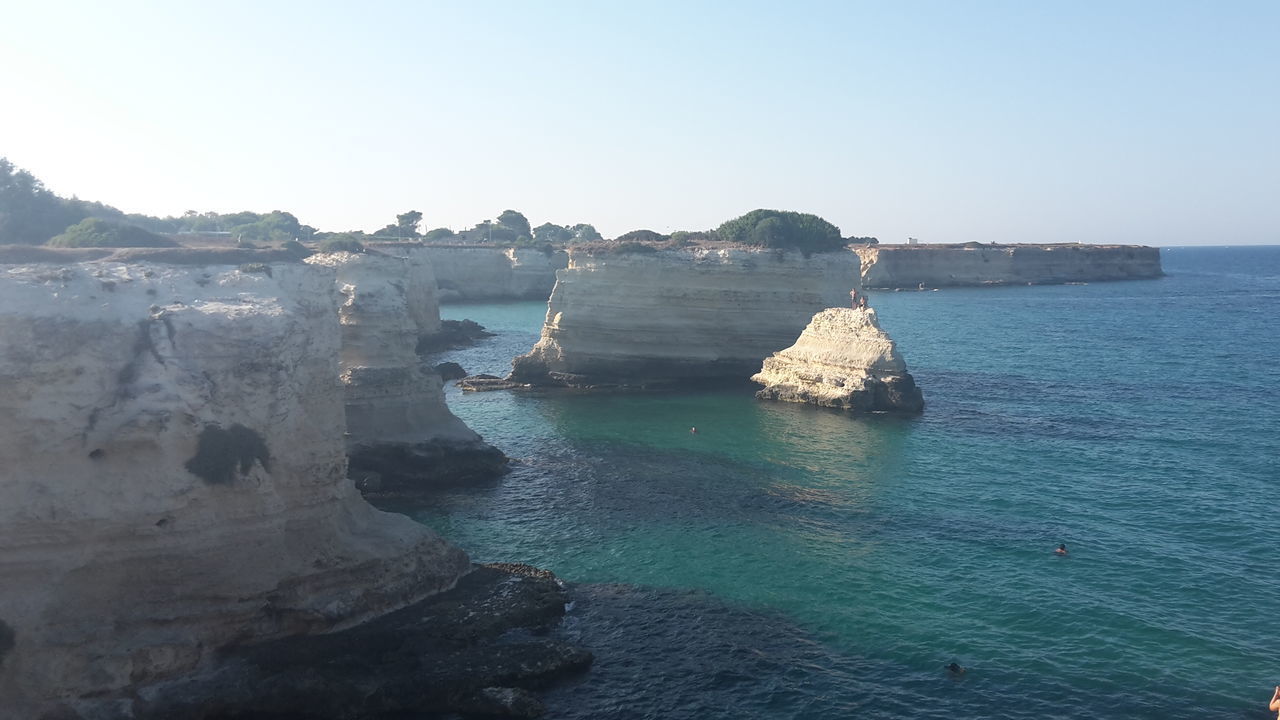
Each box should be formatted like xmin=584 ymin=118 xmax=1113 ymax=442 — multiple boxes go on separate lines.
xmin=414 ymin=246 xmax=1280 ymax=720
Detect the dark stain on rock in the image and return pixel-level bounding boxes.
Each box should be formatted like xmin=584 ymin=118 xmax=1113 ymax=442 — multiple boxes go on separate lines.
xmin=0 ymin=619 xmax=14 ymax=666
xmin=185 ymin=424 xmax=271 ymax=485
xmin=88 ymin=448 xmax=104 ymax=460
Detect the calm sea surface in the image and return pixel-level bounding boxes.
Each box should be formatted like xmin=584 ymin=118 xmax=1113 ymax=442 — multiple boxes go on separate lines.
xmin=416 ymin=246 xmax=1280 ymax=719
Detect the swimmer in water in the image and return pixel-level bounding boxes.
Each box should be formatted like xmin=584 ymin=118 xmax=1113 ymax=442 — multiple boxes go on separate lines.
xmin=690 ymin=427 xmax=698 ymax=435
xmin=946 ymin=662 xmax=965 ymax=675
xmin=1269 ymin=685 xmax=1280 ymax=719
xmin=1055 ymin=544 xmax=1068 ymax=555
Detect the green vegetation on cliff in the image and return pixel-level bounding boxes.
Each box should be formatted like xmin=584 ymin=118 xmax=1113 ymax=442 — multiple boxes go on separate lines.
xmin=716 ymin=209 xmax=845 ymax=253
xmin=47 ymin=218 xmax=177 ymax=248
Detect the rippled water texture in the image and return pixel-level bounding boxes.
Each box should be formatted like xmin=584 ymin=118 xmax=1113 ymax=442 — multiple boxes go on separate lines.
xmin=416 ymin=246 xmax=1280 ymax=719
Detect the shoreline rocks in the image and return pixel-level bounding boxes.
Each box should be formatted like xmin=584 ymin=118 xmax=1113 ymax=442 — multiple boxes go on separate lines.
xmin=130 ymin=564 xmax=591 ymax=719
xmin=752 ymin=307 xmax=924 ymax=412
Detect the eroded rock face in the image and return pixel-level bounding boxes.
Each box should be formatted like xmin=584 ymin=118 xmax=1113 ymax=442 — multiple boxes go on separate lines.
xmin=752 ymin=307 xmax=924 ymax=412
xmin=372 ymin=244 xmax=568 ymax=302
xmin=305 ymin=252 xmax=508 ymax=491
xmin=0 ymin=259 xmax=471 ymax=716
xmin=855 ymin=243 xmax=1163 ymax=288
xmin=510 ymin=248 xmax=859 ymax=388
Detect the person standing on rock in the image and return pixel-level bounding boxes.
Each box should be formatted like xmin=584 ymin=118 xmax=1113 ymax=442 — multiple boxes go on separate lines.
xmin=850 ymin=289 xmax=859 ymax=308
xmin=857 ymin=294 xmax=868 ymax=310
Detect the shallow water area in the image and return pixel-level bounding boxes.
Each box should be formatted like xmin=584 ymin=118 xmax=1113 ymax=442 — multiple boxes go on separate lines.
xmin=417 ymin=247 xmax=1280 ymax=719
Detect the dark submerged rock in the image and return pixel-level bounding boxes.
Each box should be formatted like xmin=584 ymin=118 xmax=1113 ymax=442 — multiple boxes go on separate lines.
xmin=133 ymin=564 xmax=591 ymax=719
xmin=348 ymin=439 xmax=510 ymax=494
xmin=434 ymin=361 xmax=468 ymax=381
xmin=417 ymin=319 xmax=496 ymax=354
xmin=459 ymin=374 xmax=529 ymax=392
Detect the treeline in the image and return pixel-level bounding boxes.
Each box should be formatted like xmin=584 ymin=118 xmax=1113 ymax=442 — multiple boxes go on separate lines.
xmin=0 ymin=157 xmax=322 ymax=247
xmin=1 ymin=157 xmax=878 ymax=252
xmin=588 ymin=210 xmax=879 ymax=255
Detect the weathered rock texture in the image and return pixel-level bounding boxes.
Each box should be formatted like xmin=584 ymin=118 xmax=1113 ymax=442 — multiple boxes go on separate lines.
xmin=413 ymin=244 xmax=568 ymax=302
xmin=305 ymin=252 xmax=507 ymax=491
xmin=510 ymin=248 xmax=859 ymax=388
xmin=0 ymin=257 xmax=470 ymax=717
xmin=855 ymin=243 xmax=1162 ymax=288
xmin=753 ymin=307 xmax=924 ymax=412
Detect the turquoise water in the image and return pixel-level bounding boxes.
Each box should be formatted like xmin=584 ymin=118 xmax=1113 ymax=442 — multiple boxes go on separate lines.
xmin=420 ymin=246 xmax=1280 ymax=719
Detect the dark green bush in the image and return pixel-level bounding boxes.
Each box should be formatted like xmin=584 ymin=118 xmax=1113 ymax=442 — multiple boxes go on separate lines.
xmin=716 ymin=209 xmax=845 ymax=253
xmin=613 ymin=229 xmax=668 ymax=244
xmin=319 ymin=237 xmax=365 ymax=253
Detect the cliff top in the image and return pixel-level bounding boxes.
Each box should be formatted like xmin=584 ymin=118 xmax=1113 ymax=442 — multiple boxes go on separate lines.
xmin=866 ymin=242 xmax=1156 ymax=250
xmin=0 ymin=244 xmax=316 ymax=266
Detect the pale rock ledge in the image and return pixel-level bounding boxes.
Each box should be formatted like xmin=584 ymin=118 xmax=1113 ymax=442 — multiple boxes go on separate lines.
xmin=0 ymin=258 xmax=470 ymax=716
xmin=752 ymin=307 xmax=924 ymax=412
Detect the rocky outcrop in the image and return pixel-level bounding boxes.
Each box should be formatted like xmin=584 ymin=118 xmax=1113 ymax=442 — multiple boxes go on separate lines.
xmin=510 ymin=247 xmax=859 ymax=388
xmin=305 ymin=252 xmax=507 ymax=492
xmin=752 ymin=307 xmax=923 ymax=412
xmin=0 ymin=257 xmax=471 ymax=717
xmin=855 ymin=243 xmax=1163 ymax=288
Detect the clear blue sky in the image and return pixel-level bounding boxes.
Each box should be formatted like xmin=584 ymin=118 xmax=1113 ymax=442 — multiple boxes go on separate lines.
xmin=2 ymin=1 xmax=1277 ymax=245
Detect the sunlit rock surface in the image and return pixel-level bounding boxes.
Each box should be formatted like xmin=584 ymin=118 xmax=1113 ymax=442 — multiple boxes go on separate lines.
xmin=510 ymin=247 xmax=859 ymax=388
xmin=0 ymin=256 xmax=470 ymax=716
xmin=752 ymin=307 xmax=923 ymax=412
xmin=306 ymin=252 xmax=507 ymax=490
xmin=855 ymin=243 xmax=1162 ymax=288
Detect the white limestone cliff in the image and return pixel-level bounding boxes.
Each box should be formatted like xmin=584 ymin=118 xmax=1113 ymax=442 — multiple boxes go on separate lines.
xmin=752 ymin=307 xmax=924 ymax=412
xmin=0 ymin=258 xmax=470 ymax=717
xmin=855 ymin=243 xmax=1162 ymax=288
xmin=305 ymin=252 xmax=507 ymax=490
xmin=510 ymin=247 xmax=859 ymax=387
xmin=413 ymin=245 xmax=567 ymax=302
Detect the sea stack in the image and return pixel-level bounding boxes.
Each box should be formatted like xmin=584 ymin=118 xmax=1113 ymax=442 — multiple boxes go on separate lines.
xmin=752 ymin=306 xmax=924 ymax=412
xmin=510 ymin=246 xmax=858 ymax=388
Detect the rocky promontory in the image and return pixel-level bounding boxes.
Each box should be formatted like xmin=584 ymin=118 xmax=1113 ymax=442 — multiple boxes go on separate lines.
xmin=752 ymin=307 xmax=924 ymax=412
xmin=305 ymin=251 xmax=508 ymax=493
xmin=855 ymin=242 xmax=1163 ymax=288
xmin=0 ymin=255 xmax=472 ymax=716
xmin=510 ymin=246 xmax=859 ymax=388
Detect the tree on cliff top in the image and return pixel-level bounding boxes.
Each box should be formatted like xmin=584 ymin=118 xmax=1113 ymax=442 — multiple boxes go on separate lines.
xmin=716 ymin=209 xmax=845 ymax=253
xmin=47 ymin=218 xmax=177 ymax=248
xmin=497 ymin=209 xmax=531 ymax=240
xmin=533 ymin=222 xmax=572 ymax=244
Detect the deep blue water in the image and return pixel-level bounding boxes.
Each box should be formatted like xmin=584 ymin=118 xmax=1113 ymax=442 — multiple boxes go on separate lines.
xmin=419 ymin=246 xmax=1280 ymax=719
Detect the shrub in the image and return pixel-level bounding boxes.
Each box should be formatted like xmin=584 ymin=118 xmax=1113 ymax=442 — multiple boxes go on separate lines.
xmin=613 ymin=229 xmax=668 ymax=244
xmin=423 ymin=227 xmax=456 ymax=242
xmin=47 ymin=218 xmax=177 ymax=248
xmin=319 ymin=237 xmax=365 ymax=253
xmin=716 ymin=209 xmax=845 ymax=253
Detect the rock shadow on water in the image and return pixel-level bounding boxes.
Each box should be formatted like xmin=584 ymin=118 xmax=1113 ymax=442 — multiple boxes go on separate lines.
xmin=541 ymin=582 xmax=916 ymax=720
